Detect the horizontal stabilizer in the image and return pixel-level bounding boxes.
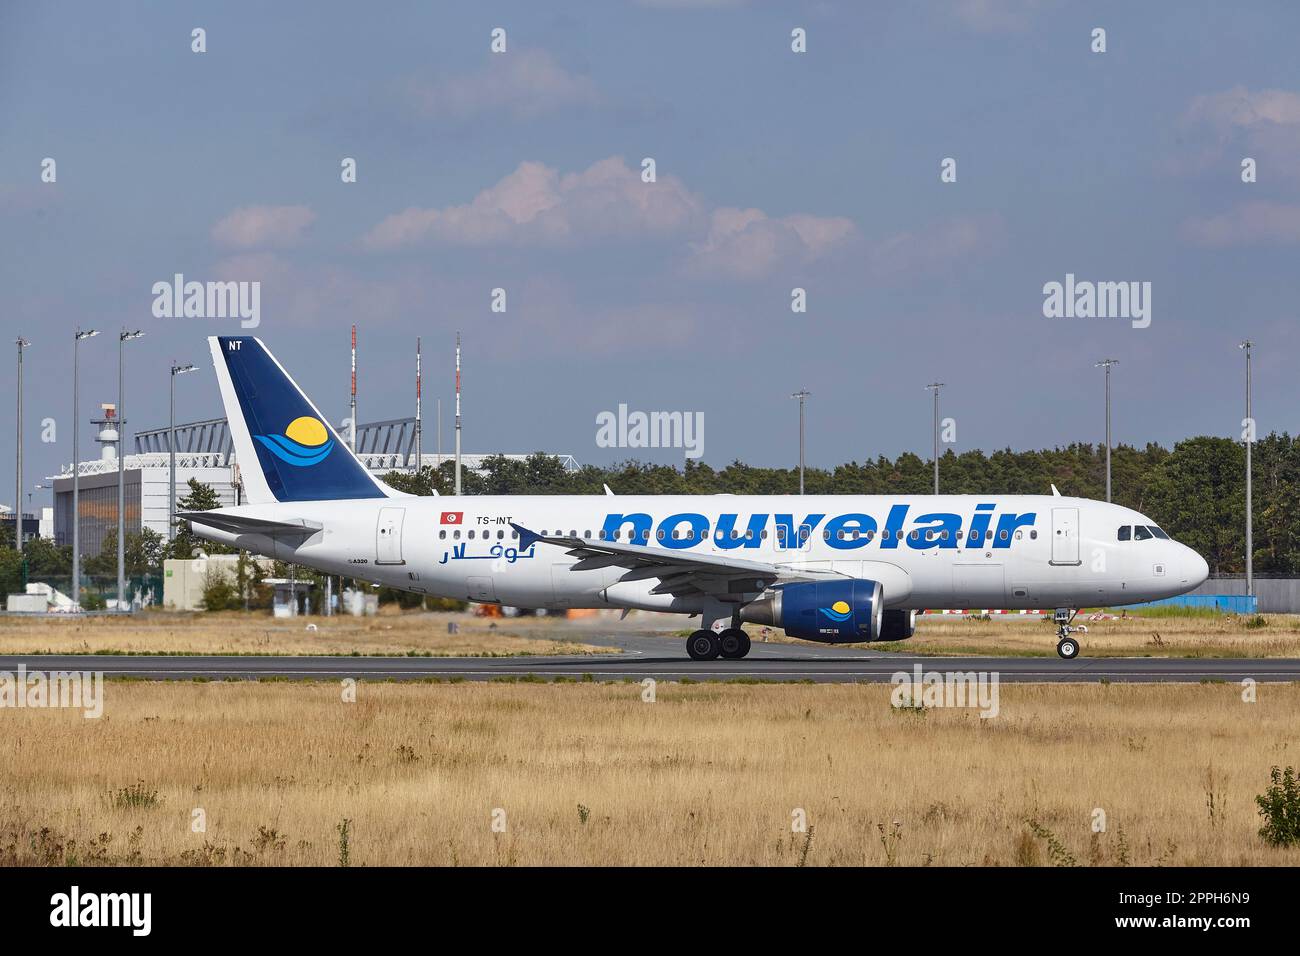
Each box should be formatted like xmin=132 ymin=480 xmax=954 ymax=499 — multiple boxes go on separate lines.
xmin=178 ymin=511 xmax=322 ymax=539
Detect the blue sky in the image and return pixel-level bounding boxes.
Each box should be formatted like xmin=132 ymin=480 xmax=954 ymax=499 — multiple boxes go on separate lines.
xmin=2 ymin=0 xmax=1298 ymax=509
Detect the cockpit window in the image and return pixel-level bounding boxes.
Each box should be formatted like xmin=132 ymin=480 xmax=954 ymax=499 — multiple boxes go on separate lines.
xmin=1117 ymin=526 xmax=1131 ymax=541
xmin=1133 ymin=525 xmax=1154 ymax=541
xmin=1149 ymin=526 xmax=1170 ymax=540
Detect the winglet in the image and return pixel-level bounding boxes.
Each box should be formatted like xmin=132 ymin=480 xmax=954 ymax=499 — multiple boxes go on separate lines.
xmin=510 ymin=522 xmax=544 ymax=551
xmin=1050 ymin=483 xmax=1061 ymax=497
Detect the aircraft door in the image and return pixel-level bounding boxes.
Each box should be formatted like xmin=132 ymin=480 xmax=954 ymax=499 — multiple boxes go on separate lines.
xmin=1050 ymin=507 xmax=1080 ymax=566
xmin=376 ymin=507 xmax=406 ymax=565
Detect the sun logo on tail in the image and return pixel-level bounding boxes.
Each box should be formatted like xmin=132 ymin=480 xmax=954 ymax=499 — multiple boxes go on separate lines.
xmin=254 ymin=416 xmax=334 ymax=466
xmin=819 ymin=600 xmax=853 ymax=623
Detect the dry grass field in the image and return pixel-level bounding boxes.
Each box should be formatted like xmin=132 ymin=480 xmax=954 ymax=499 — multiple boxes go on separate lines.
xmin=0 ymin=609 xmax=611 ymax=657
xmin=2 ymin=679 xmax=1297 ymax=866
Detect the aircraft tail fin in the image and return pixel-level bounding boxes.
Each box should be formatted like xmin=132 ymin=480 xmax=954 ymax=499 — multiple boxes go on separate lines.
xmin=208 ymin=336 xmax=394 ymax=504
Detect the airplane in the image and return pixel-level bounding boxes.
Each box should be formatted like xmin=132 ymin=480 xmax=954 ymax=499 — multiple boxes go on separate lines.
xmin=183 ymin=336 xmax=1210 ymax=661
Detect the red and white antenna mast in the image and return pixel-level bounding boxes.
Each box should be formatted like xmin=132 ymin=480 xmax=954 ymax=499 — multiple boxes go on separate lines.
xmin=414 ymin=337 xmax=422 ymax=473
xmin=349 ymin=325 xmax=357 ymax=451
xmin=454 ymin=331 xmax=462 ymax=496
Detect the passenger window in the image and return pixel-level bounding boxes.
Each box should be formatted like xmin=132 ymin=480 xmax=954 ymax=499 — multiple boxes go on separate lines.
xmin=1030 ymin=530 xmax=1037 ymax=540
xmin=761 ymin=530 xmax=768 ymax=539
xmin=1014 ymin=530 xmax=1022 ymax=540
xmin=439 ymin=530 xmax=446 ymax=539
xmin=657 ymin=529 xmax=666 ymax=540
xmin=999 ymin=529 xmax=1009 ymax=541
xmin=498 ymin=530 xmax=504 ymax=539
xmin=969 ymin=530 xmax=981 ymax=543
xmin=823 ymin=530 xmax=830 ymax=540
xmin=1118 ymin=526 xmax=1131 ymax=541
xmin=453 ymin=530 xmax=461 ymax=539
xmin=909 ymin=530 xmax=919 ymax=541
xmin=468 ymin=530 xmax=475 ymax=539
xmin=1134 ymin=526 xmax=1153 ymax=541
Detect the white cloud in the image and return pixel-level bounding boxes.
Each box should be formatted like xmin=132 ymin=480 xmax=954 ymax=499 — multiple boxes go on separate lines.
xmin=212 ymin=205 xmax=316 ymax=248
xmin=1179 ymin=86 xmax=1300 ymax=180
xmin=949 ymin=0 xmax=1048 ymax=34
xmin=1186 ymin=86 xmax=1300 ymax=130
xmin=635 ymin=0 xmax=749 ymax=7
xmin=407 ymin=50 xmax=599 ymax=120
xmin=867 ymin=216 xmax=1001 ymax=278
xmin=363 ymin=156 xmax=856 ymax=279
xmin=688 ymin=207 xmax=855 ymax=279
xmin=1182 ymin=201 xmax=1300 ymax=247
xmin=363 ymin=157 xmax=703 ymax=249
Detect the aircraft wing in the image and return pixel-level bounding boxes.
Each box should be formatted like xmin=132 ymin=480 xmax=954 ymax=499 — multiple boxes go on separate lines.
xmin=178 ymin=511 xmax=323 ymax=539
xmin=510 ymin=523 xmax=835 ymax=599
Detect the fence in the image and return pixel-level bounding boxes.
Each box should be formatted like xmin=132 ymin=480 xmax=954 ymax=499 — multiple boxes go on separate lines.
xmin=21 ymin=575 xmax=163 ymax=610
xmin=1186 ymin=575 xmax=1300 ymax=614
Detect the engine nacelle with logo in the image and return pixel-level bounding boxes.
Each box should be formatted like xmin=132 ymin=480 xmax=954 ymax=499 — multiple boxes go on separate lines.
xmin=740 ymin=579 xmax=883 ymax=643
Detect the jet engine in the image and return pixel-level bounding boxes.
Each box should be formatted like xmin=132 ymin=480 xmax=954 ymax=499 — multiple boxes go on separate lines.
xmin=879 ymin=609 xmax=917 ymax=641
xmin=740 ymin=579 xmax=883 ymax=643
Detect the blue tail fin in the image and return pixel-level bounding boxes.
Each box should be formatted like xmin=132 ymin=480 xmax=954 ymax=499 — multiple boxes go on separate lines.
xmin=209 ymin=336 xmax=389 ymax=503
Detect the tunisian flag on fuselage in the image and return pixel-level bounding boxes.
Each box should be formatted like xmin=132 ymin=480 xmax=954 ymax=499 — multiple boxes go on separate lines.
xmin=440 ymin=511 xmax=464 ymax=525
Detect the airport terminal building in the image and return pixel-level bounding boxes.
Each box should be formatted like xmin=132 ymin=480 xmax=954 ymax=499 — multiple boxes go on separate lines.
xmin=49 ymin=413 xmax=576 ymax=557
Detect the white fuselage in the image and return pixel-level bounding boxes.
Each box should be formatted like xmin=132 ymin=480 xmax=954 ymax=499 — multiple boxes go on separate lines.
xmin=192 ymin=493 xmax=1209 ymax=618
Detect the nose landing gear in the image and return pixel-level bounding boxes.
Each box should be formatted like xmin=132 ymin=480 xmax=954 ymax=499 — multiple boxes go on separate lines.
xmin=1054 ymin=608 xmax=1080 ymax=659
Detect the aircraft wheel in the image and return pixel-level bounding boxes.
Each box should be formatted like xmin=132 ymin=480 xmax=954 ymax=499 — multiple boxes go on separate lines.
xmin=1056 ymin=636 xmax=1080 ymax=660
xmin=686 ymin=629 xmax=721 ymax=661
xmin=718 ymin=628 xmax=751 ymax=660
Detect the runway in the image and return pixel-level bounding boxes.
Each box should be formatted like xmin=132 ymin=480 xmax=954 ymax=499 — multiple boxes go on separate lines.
xmin=3 ymin=631 xmax=1299 ymax=683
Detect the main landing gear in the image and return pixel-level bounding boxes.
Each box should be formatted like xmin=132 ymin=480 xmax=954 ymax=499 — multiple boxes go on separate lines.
xmin=686 ymin=627 xmax=752 ymax=661
xmin=1054 ymin=608 xmax=1080 ymax=659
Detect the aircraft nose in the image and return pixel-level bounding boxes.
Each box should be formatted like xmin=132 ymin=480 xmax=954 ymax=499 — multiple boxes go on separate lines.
xmin=1183 ymin=547 xmax=1209 ymax=587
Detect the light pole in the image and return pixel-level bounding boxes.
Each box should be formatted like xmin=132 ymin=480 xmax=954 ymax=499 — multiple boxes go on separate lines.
xmin=791 ymin=389 xmax=810 ymax=494
xmin=15 ymin=338 xmax=29 ymax=555
xmin=72 ymin=329 xmax=99 ymax=608
xmin=1095 ymin=359 xmax=1119 ymax=502
xmin=169 ymin=363 xmax=198 ymax=542
xmin=925 ymin=382 xmax=944 ymax=494
xmin=117 ymin=329 xmax=144 ymax=611
xmin=1240 ymin=340 xmax=1253 ymax=599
